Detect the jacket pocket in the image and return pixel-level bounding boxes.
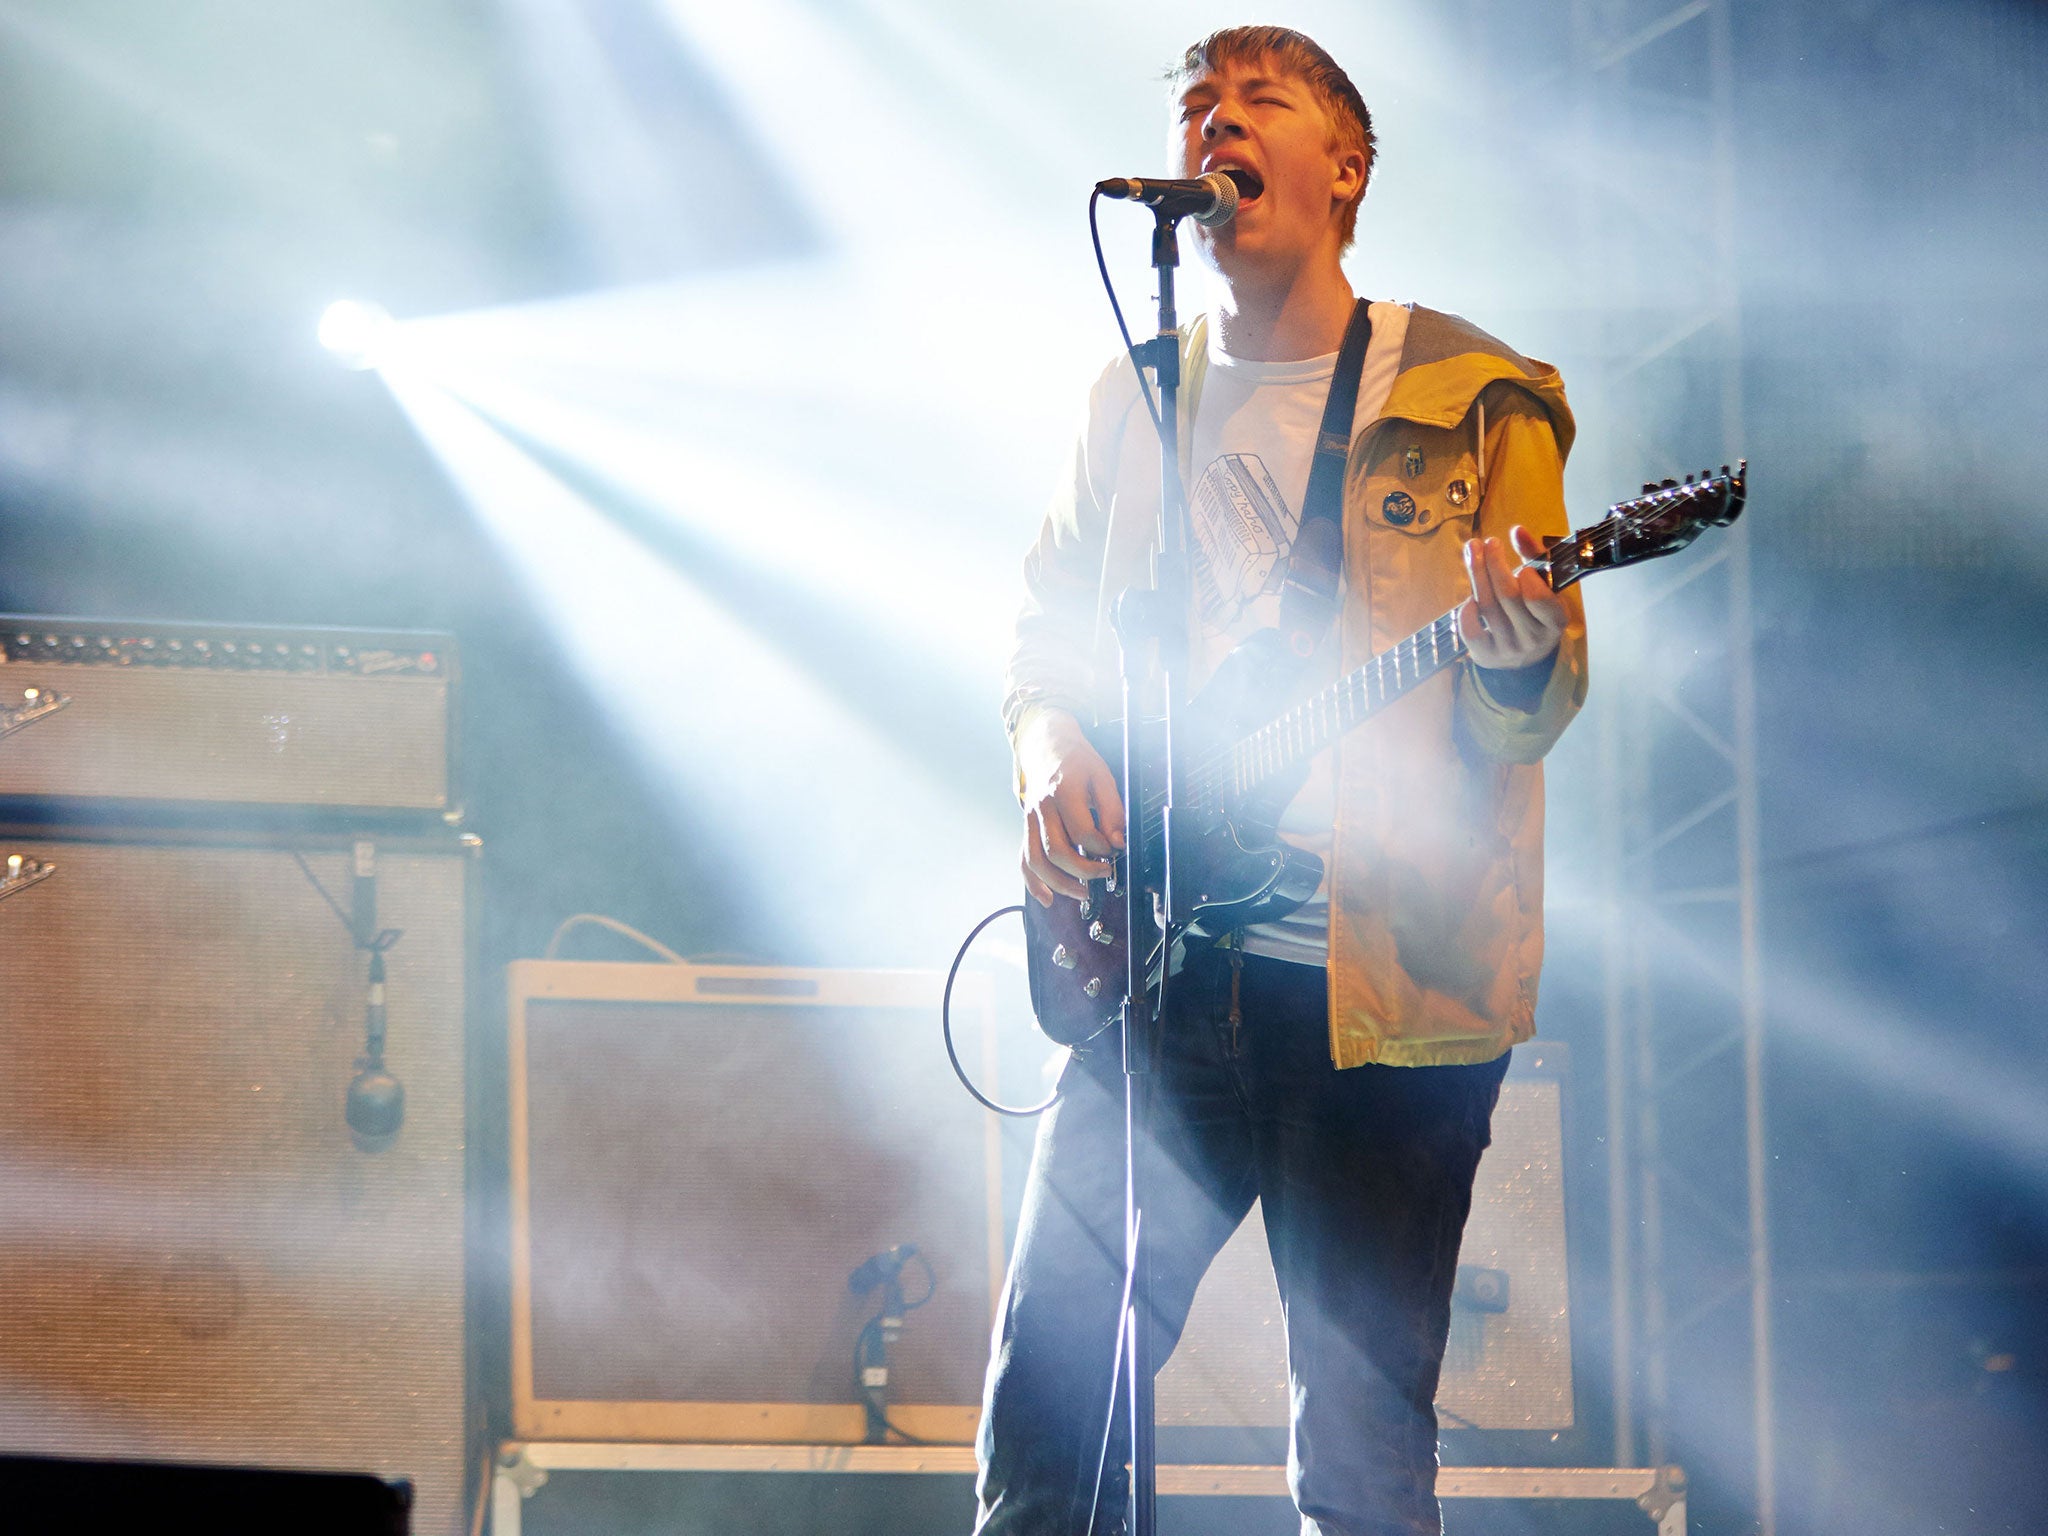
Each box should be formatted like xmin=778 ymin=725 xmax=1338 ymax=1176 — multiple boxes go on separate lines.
xmin=1358 ymin=425 xmax=1480 ymax=539
xmin=1350 ymin=424 xmax=1481 ymax=634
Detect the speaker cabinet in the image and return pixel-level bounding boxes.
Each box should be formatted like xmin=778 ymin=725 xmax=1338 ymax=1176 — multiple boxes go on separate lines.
xmin=1157 ymin=1044 xmax=1574 ymax=1434
xmin=507 ymin=962 xmax=1002 ymax=1444
xmin=0 ymin=828 xmax=470 ymax=1534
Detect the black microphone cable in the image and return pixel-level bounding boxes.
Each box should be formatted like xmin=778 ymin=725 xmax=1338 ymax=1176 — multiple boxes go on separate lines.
xmin=942 ymin=904 xmax=1058 ymax=1117
xmin=1088 ymin=190 xmax=1168 ymax=442
xmin=850 ymin=1246 xmax=938 ymax=1445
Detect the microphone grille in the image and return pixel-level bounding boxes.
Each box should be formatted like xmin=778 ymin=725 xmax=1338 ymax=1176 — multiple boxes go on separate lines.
xmin=1193 ymin=171 xmax=1239 ymax=227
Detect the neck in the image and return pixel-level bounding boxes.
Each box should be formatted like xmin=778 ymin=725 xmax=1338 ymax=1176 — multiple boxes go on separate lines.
xmin=1212 ymin=258 xmax=1355 ymax=362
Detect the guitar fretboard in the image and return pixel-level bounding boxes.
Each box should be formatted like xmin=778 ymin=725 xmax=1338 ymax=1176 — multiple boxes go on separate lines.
xmin=1183 ymin=608 xmax=1468 ymax=810
xmin=1146 ymin=464 xmax=1740 ymax=822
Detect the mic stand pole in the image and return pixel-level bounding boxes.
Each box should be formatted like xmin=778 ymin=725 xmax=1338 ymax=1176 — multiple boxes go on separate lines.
xmin=1105 ymin=205 xmax=1192 ymax=1536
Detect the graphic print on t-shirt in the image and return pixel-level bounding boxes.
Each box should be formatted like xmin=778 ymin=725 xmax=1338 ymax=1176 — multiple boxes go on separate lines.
xmin=1189 ymin=452 xmax=1297 ymax=629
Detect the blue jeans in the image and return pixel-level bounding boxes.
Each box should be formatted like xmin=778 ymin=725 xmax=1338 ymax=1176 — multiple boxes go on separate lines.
xmin=972 ymin=950 xmax=1509 ymax=1536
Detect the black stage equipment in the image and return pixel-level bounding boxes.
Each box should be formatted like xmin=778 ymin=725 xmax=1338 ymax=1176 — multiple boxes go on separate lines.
xmin=0 ymin=1453 xmax=413 ymax=1535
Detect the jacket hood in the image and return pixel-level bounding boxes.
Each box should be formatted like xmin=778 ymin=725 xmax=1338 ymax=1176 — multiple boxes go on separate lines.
xmin=1179 ymin=304 xmax=1575 ymax=462
xmin=1377 ymin=306 xmax=1576 ymax=460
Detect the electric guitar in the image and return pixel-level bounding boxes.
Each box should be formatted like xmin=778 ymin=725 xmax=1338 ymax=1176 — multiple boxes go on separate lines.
xmin=1022 ymin=463 xmax=1748 ymax=1046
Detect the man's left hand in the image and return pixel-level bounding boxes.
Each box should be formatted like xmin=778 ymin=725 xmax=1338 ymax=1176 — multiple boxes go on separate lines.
xmin=1459 ymin=526 xmax=1567 ymax=672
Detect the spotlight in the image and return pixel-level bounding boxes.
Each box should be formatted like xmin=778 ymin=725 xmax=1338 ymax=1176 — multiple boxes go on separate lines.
xmin=318 ymin=299 xmax=396 ymax=370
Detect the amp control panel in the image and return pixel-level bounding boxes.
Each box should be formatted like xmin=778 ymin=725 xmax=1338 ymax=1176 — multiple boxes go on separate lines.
xmin=4 ymin=623 xmax=446 ymax=679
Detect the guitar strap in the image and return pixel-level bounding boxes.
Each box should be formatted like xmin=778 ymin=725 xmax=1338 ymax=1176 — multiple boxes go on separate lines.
xmin=1275 ymin=297 xmax=1374 ymax=660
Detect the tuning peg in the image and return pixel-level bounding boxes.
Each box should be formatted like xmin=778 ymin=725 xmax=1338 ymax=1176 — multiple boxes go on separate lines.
xmin=1642 ymin=482 xmax=1658 ymax=495
xmin=1684 ymin=473 xmax=1696 ymax=484
xmin=1660 ymin=478 xmax=1678 ymax=490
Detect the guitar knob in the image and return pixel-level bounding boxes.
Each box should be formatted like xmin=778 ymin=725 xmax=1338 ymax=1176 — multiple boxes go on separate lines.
xmin=1051 ymin=944 xmax=1078 ymax=970
xmin=1088 ymin=920 xmax=1115 ymax=946
xmin=1084 ymin=978 xmax=1103 ymax=998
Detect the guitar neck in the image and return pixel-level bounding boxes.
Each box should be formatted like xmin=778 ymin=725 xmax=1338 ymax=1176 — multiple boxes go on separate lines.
xmin=1170 ymin=463 xmax=1745 ymax=815
xmin=1186 ymin=609 xmax=1467 ymax=807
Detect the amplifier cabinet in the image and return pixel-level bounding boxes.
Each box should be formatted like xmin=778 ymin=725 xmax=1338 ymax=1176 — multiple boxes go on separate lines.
xmin=1157 ymin=1044 xmax=1575 ymax=1434
xmin=0 ymin=827 xmax=471 ymax=1534
xmin=0 ymin=618 xmax=454 ymax=816
xmin=507 ymin=962 xmax=1002 ymax=1445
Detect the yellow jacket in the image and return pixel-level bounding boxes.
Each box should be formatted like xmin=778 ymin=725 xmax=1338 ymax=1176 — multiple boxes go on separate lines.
xmin=1004 ymin=306 xmax=1587 ymax=1068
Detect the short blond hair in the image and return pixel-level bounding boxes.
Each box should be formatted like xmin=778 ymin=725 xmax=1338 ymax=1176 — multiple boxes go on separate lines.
xmin=1167 ymin=26 xmax=1376 ymax=249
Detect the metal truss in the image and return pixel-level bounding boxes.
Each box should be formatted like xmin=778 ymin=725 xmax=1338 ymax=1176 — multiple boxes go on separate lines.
xmin=1461 ymin=0 xmax=1771 ymax=1529
xmin=1578 ymin=2 xmax=1772 ymax=1530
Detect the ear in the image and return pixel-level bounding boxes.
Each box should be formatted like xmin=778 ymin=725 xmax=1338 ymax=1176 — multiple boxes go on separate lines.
xmin=1330 ymin=145 xmax=1367 ymax=206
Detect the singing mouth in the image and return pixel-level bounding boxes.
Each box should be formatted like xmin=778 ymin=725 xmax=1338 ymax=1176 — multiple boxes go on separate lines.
xmin=1218 ymin=167 xmax=1264 ymax=203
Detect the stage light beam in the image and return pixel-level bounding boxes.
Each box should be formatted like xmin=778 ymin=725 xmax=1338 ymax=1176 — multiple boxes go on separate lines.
xmin=318 ymin=300 xmax=397 ymax=371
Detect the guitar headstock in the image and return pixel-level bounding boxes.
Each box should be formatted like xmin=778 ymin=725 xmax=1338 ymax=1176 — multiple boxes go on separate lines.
xmin=1535 ymin=461 xmax=1747 ymax=591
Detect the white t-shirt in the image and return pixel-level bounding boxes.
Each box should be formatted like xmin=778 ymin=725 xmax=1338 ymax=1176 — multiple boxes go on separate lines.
xmin=1185 ymin=300 xmax=1410 ymax=965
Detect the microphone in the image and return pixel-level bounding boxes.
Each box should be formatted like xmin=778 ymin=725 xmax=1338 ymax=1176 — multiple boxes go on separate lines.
xmin=346 ymin=947 xmax=406 ymax=1149
xmin=1095 ymin=168 xmax=1259 ymax=226
xmin=848 ymin=1244 xmax=919 ymax=1294
xmin=344 ymin=841 xmax=404 ymax=1151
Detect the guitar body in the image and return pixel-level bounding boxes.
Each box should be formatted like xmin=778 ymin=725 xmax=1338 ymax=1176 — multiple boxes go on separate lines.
xmin=1022 ymin=638 xmax=1326 ymax=1047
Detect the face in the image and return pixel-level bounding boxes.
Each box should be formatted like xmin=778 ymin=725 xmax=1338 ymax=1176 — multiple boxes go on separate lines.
xmin=1170 ymin=58 xmax=1363 ymax=285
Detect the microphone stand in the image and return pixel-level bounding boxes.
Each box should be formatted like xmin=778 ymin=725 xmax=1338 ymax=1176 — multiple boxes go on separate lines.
xmin=1101 ymin=204 xmax=1194 ymax=1536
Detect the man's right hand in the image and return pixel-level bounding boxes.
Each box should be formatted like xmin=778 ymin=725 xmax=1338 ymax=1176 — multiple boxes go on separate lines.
xmin=1017 ymin=708 xmax=1127 ymax=907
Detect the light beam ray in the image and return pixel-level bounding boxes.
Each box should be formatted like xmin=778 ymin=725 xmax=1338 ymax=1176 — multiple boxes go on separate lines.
xmin=379 ymin=364 xmax=1015 ymax=961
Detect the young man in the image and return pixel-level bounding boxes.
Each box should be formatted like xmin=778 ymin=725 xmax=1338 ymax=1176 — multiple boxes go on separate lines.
xmin=979 ymin=26 xmax=1587 ymax=1536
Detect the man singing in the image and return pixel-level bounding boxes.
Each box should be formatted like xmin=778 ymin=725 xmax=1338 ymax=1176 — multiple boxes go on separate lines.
xmin=977 ymin=25 xmax=1588 ymax=1536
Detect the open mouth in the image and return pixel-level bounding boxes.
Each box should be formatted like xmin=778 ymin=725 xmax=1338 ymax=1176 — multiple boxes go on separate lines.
xmin=1218 ymin=167 xmax=1265 ymax=204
